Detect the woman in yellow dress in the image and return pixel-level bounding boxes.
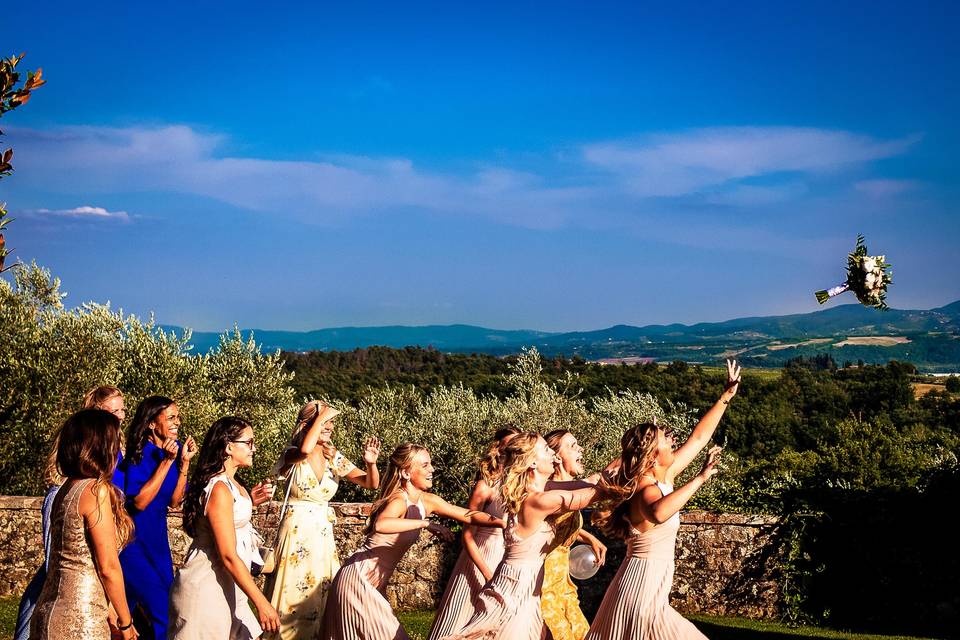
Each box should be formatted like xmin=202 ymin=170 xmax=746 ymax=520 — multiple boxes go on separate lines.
xmin=540 ymin=429 xmax=608 ymax=640
xmin=264 ymin=401 xmax=381 ymax=639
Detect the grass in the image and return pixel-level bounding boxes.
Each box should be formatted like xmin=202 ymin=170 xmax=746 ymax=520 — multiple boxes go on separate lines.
xmin=0 ymin=598 xmax=944 ymax=640
xmin=397 ymin=610 xmax=944 ymax=640
xmin=0 ymin=596 xmax=18 ymax=640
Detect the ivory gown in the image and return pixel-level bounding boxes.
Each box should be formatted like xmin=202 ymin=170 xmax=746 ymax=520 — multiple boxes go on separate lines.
xmin=427 ymin=487 xmax=507 ymax=640
xmin=584 ymin=481 xmax=706 ymax=640
xmin=168 ymin=474 xmax=263 ymax=640
xmin=440 ymin=515 xmax=556 ymax=640
xmin=30 ymin=479 xmax=110 ymax=640
xmin=321 ymin=494 xmax=424 ymax=640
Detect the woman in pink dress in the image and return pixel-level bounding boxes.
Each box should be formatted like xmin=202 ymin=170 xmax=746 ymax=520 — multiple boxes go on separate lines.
xmin=322 ymin=442 xmax=505 ymax=640
xmin=585 ymin=359 xmax=741 ymax=640
xmin=428 ymin=426 xmax=520 ymax=640
xmin=441 ymin=432 xmax=609 ymax=640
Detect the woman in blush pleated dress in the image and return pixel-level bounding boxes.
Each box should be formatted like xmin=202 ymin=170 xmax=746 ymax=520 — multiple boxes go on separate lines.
xmin=585 ymin=359 xmax=741 ymax=640
xmin=168 ymin=416 xmax=280 ymax=639
xmin=264 ymin=401 xmax=381 ymax=640
xmin=441 ymin=432 xmax=609 ymax=640
xmin=322 ymin=443 xmax=505 ymax=640
xmin=427 ymin=425 xmax=520 ymax=640
xmin=539 ymin=430 xmax=608 ymax=640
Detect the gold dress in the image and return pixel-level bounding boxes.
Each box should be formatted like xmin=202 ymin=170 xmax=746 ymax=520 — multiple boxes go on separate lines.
xmin=264 ymin=452 xmax=356 ymax=639
xmin=541 ymin=511 xmax=589 ymax=640
xmin=30 ymin=479 xmax=110 ymax=640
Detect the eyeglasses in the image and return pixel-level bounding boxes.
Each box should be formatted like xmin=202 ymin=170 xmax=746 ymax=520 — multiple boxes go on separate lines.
xmin=231 ymin=439 xmax=256 ymax=448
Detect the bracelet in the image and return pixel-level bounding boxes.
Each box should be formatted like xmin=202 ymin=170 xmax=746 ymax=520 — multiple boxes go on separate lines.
xmin=117 ymin=621 xmax=133 ymax=631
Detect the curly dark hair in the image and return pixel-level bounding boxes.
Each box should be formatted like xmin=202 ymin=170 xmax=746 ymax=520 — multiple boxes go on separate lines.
xmin=182 ymin=416 xmax=251 ymax=537
xmin=124 ymin=395 xmax=175 ymax=465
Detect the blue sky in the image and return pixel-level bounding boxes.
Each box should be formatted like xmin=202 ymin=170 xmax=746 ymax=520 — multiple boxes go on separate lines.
xmin=2 ymin=1 xmax=958 ymax=331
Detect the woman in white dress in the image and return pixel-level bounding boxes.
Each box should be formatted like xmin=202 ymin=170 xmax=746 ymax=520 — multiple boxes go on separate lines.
xmin=265 ymin=401 xmax=381 ymax=639
xmin=168 ymin=416 xmax=279 ymax=639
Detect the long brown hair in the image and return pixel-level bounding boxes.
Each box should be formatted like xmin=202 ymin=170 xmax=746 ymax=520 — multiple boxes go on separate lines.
xmin=57 ymin=409 xmax=134 ymax=548
xmin=182 ymin=417 xmax=252 ymax=538
xmin=476 ymin=425 xmax=522 ymax=484
xmin=364 ymin=442 xmax=428 ymax=535
xmin=498 ymin=432 xmax=541 ymax=516
xmin=592 ymin=423 xmax=660 ymax=539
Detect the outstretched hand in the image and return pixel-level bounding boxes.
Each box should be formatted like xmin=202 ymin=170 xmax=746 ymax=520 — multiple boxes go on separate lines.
xmin=698 ymin=445 xmax=723 ymax=482
xmin=426 ymin=522 xmax=455 ymax=542
xmin=362 ymin=436 xmax=381 ymax=465
xmin=250 ymin=481 xmax=276 ymax=507
xmin=724 ymin=359 xmax=742 ymax=397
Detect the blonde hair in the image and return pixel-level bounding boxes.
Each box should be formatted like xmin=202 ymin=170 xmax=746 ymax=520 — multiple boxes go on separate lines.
xmin=45 ymin=385 xmax=125 ymax=487
xmin=497 ymin=432 xmax=541 ymax=516
xmin=592 ymin=423 xmax=661 ymax=539
xmin=81 ymin=385 xmax=123 ymax=410
xmin=272 ymin=400 xmax=335 ymax=476
xmin=364 ymin=442 xmax=428 ymax=535
xmin=476 ymin=425 xmax=522 ymax=485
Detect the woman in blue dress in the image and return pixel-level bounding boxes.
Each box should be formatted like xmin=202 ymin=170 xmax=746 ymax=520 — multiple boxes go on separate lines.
xmin=118 ymin=395 xmax=197 ymax=639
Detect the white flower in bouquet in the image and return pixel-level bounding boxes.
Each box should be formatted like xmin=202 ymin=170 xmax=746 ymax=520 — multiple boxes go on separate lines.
xmin=814 ymin=235 xmax=892 ymax=310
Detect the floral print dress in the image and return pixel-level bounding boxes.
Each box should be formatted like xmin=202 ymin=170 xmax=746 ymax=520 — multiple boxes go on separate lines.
xmin=265 ymin=451 xmax=356 ymax=639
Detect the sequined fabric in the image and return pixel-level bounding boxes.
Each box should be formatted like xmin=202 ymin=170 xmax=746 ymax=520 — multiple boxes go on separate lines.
xmin=30 ymin=479 xmax=110 ymax=640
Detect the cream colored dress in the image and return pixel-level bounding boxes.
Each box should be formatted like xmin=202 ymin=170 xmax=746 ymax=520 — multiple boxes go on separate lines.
xmin=168 ymin=474 xmax=263 ymax=640
xmin=265 ymin=452 xmax=356 ymax=639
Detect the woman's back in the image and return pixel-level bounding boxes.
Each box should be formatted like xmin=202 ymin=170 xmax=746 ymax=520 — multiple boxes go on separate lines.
xmin=31 ymin=479 xmax=110 ymax=640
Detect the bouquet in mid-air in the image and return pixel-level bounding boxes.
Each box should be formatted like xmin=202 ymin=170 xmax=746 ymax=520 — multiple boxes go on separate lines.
xmin=815 ymin=235 xmax=892 ymax=310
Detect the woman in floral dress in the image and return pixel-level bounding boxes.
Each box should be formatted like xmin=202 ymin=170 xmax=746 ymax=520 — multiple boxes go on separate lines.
xmin=265 ymin=401 xmax=381 ymax=639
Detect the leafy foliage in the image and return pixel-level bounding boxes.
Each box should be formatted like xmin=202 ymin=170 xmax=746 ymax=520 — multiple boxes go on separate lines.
xmin=0 ymin=265 xmax=298 ymax=494
xmin=1 ymin=52 xmax=45 ymax=273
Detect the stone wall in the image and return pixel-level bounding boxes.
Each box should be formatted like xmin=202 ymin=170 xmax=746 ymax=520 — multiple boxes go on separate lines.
xmin=0 ymin=496 xmax=781 ymax=617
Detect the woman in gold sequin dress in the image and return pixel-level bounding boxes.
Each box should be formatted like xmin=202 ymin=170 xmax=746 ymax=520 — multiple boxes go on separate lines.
xmin=264 ymin=401 xmax=381 ymax=639
xmin=541 ymin=430 xmax=607 ymax=640
xmin=31 ymin=409 xmax=136 ymax=640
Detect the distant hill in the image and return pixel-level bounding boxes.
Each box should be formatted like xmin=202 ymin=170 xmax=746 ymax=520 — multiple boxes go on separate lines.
xmin=164 ymin=299 xmax=960 ymax=372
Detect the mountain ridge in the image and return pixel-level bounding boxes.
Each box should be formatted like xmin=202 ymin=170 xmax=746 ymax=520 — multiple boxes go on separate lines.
xmin=162 ymin=299 xmax=960 ymax=372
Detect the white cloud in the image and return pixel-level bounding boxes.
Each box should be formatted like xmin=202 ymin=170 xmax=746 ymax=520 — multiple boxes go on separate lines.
xmin=853 ymin=179 xmax=921 ymax=197
xmin=583 ymin=127 xmax=920 ymax=197
xmin=5 ymin=124 xmax=919 ymax=229
xmin=29 ymin=205 xmax=130 ymax=221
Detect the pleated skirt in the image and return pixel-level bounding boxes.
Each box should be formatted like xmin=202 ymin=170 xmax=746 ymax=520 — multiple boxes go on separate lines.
xmin=428 ymin=531 xmax=504 ymax=640
xmin=584 ymin=555 xmax=706 ymax=640
xmin=439 ymin=561 xmax=545 ymax=640
xmin=321 ymin=559 xmax=408 ymax=640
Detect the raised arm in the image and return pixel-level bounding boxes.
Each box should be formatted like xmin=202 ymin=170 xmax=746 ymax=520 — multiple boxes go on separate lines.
xmin=277 ymin=403 xmax=339 ymax=473
xmin=343 ymin=437 xmax=381 ymax=490
xmin=84 ymin=483 xmax=136 ymax=640
xmin=129 ymin=439 xmax=179 ymax=511
xmin=529 ymin=484 xmax=605 ymax=517
xmin=668 ymin=359 xmax=740 ymax=479
xmin=640 ymin=445 xmax=721 ymax=524
xmin=206 ymin=482 xmax=279 ymax=634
